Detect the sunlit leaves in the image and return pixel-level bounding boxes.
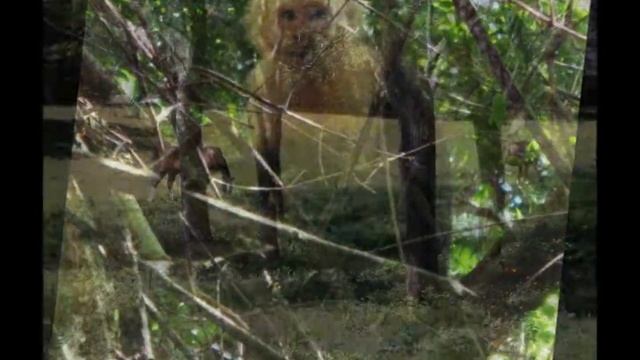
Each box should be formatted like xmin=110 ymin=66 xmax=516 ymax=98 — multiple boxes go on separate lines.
xmin=524 ymin=292 xmax=560 ymax=359
xmin=471 ymin=182 xmax=495 ymax=208
xmin=449 ymin=244 xmax=480 ymax=276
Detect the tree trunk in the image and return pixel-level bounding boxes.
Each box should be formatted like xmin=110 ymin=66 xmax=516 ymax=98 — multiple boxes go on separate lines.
xmin=557 ymin=0 xmax=598 ymax=318
xmin=472 ymin=118 xmax=507 ymax=210
xmin=171 ymin=0 xmax=215 ymax=248
xmin=172 ymin=103 xmax=214 ymax=245
xmin=376 ymin=1 xmax=440 ymax=298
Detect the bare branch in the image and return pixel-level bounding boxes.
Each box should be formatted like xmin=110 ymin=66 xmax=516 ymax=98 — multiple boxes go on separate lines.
xmin=523 ymin=253 xmax=564 ymax=287
xmin=380 ymin=121 xmax=405 ymax=263
xmin=506 ymin=0 xmax=587 ymax=41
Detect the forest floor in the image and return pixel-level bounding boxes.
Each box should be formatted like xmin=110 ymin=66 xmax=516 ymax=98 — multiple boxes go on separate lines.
xmin=138 ymin=185 xmax=594 ymax=359
xmin=44 ymin=154 xmax=596 ymax=359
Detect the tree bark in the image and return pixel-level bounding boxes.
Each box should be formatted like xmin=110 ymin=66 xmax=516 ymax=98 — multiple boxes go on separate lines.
xmin=376 ymin=0 xmax=440 ymax=299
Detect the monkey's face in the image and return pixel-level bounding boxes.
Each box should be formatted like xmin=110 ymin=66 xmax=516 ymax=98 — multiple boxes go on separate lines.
xmin=275 ymin=1 xmax=334 ymax=66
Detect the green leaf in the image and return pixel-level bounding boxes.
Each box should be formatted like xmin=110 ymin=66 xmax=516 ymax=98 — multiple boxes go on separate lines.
xmin=417 ymin=57 xmax=429 ymax=70
xmin=450 ymin=245 xmax=480 ymax=275
xmin=514 ymin=207 xmax=523 ymax=219
xmin=472 ymin=183 xmax=494 ymax=206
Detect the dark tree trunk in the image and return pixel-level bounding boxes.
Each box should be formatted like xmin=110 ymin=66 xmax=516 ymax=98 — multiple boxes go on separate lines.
xmin=172 ymin=107 xmax=214 ymax=245
xmin=557 ymin=0 xmax=598 ymax=318
xmin=171 ymin=0 xmax=215 ymax=248
xmin=375 ymin=1 xmax=440 ymax=298
xmin=392 ymin=69 xmax=439 ymax=299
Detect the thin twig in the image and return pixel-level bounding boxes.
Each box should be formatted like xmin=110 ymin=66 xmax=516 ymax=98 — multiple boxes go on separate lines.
xmin=318 ymin=129 xmax=328 ymax=186
xmin=523 ymin=253 xmax=563 ymax=287
xmin=353 ymin=174 xmax=376 ymax=194
xmin=197 ymin=147 xmax=222 ymax=198
xmin=380 ymin=121 xmax=404 ymax=263
xmin=505 ymin=252 xmax=564 ymax=303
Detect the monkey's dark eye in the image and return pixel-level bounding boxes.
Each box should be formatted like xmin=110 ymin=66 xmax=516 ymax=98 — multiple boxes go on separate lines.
xmin=309 ymin=7 xmax=329 ymax=20
xmin=280 ymin=9 xmax=296 ymax=21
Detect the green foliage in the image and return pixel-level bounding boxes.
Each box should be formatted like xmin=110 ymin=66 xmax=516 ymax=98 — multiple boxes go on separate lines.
xmin=150 ymin=287 xmax=223 ymax=350
xmin=380 ymin=0 xmax=588 ymax=122
xmin=471 ymin=182 xmax=495 ymax=208
xmin=523 ymin=292 xmax=560 ymax=359
xmin=488 ymin=93 xmax=508 ymax=128
xmin=75 ymin=1 xmax=589 ymax=357
xmin=449 ymin=243 xmax=480 ymax=276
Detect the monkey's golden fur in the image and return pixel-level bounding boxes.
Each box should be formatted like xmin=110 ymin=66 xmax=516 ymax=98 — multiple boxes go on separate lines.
xmin=243 ymin=0 xmax=383 ymax=257
xmin=244 ymin=0 xmax=381 ymax=115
